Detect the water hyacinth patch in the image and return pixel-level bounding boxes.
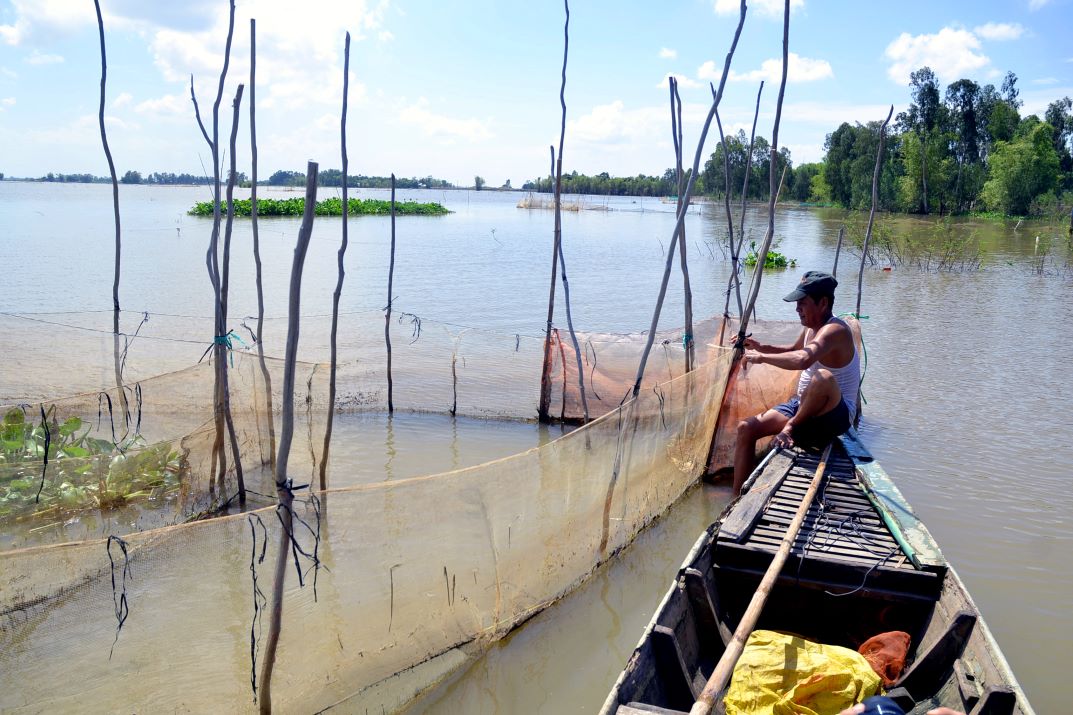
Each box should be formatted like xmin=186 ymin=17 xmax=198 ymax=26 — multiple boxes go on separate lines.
xmin=188 ymin=197 xmax=450 ymax=217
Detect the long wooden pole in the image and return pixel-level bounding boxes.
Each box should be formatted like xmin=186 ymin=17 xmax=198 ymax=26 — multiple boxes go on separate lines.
xmin=93 ymin=0 xmax=129 ymax=431
xmin=250 ymin=18 xmax=277 ymax=472
xmin=831 ymin=225 xmax=845 ymax=278
xmin=736 ymin=0 xmax=790 ymax=342
xmin=690 ymin=442 xmax=834 ymax=715
xmin=320 ymin=32 xmax=352 ymax=491
xmin=669 ymin=78 xmax=695 ymax=373
xmin=258 ymin=161 xmax=319 ymax=715
xmin=630 ymin=0 xmax=747 ymax=398
xmin=721 ymin=81 xmax=764 ymax=325
xmin=222 ymin=83 xmax=246 ymax=502
xmin=386 ymin=174 xmax=396 ymax=412
xmin=855 ymin=105 xmax=894 ymax=318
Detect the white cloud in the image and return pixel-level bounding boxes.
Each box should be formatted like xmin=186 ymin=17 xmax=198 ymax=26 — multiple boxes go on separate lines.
xmin=25 ymin=50 xmax=64 ymax=65
xmin=134 ymin=93 xmax=189 ymax=116
xmin=567 ymin=101 xmax=663 ymax=145
xmin=1031 ymin=77 xmax=1058 ymax=85
xmin=702 ymin=52 xmax=832 ymax=84
xmin=378 ymin=30 xmax=394 ymax=42
xmin=713 ymin=0 xmax=803 ymax=18
xmin=885 ymin=27 xmax=989 ymax=85
xmin=0 ymin=67 xmax=16 ymax=80
xmin=973 ymin=22 xmax=1025 ymax=41
xmin=657 ymin=73 xmax=701 ymax=90
xmin=112 ymin=92 xmax=133 ymax=108
xmin=0 ymin=0 xmax=94 ymax=46
xmin=782 ymin=101 xmax=901 ymax=126
xmin=1028 ymin=0 xmax=1051 ymax=9
xmin=659 ymin=47 xmax=677 ymax=60
xmin=0 ymin=97 xmax=15 ymax=110
xmin=398 ymin=98 xmax=492 ymax=142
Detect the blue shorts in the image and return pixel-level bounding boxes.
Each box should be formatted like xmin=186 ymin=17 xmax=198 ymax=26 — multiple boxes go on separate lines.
xmin=773 ymin=396 xmax=851 ymax=450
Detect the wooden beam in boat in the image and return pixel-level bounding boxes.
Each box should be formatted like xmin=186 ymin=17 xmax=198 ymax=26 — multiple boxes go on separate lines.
xmin=719 ymin=450 xmax=793 ymax=542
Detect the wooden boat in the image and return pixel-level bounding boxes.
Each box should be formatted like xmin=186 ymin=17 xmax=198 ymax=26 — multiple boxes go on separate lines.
xmin=600 ymin=431 xmax=1034 ymax=715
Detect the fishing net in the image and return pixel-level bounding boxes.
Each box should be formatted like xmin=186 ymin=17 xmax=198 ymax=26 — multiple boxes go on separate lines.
xmin=0 ymin=337 xmax=735 ymax=713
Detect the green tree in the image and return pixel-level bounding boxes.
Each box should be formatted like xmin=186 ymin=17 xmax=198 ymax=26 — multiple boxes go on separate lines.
xmin=1044 ymin=97 xmax=1073 ymax=191
xmin=897 ymin=67 xmax=948 ymax=214
xmin=474 ymin=175 xmax=485 ymax=191
xmin=982 ymin=121 xmax=1060 ymax=215
xmin=120 ymin=170 xmax=142 ymax=184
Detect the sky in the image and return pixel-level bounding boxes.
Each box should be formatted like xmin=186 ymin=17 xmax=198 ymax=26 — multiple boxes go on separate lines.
xmin=0 ymin=0 xmax=1071 ymax=187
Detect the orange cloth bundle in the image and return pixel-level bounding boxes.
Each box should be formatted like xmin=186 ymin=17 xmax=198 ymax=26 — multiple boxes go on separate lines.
xmin=858 ymin=631 xmax=912 ymax=687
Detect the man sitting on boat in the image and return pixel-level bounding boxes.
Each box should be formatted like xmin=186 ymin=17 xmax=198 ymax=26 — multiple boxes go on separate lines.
xmin=732 ymin=270 xmax=860 ymax=495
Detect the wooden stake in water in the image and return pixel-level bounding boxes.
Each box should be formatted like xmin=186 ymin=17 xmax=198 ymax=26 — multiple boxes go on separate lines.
xmin=855 ymin=105 xmax=894 ymax=319
xmin=249 ymin=18 xmax=277 ymax=472
xmin=320 ymin=32 xmax=352 ymax=491
xmin=668 ymin=77 xmax=695 ymax=373
xmin=386 ymin=174 xmax=397 ymax=413
xmin=93 ymin=0 xmax=129 ymax=430
xmin=259 ymin=161 xmax=319 ymax=715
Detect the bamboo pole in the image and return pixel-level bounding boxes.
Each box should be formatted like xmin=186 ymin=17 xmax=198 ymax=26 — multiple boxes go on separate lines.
xmin=831 ymin=225 xmax=845 ymax=278
xmin=250 ymin=18 xmax=277 ymax=472
xmin=386 ymin=175 xmax=396 ymax=412
xmin=714 ymin=103 xmax=737 ymax=310
xmin=320 ymin=32 xmax=352 ymax=492
xmin=259 ymin=161 xmax=319 ymax=715
xmin=669 ymin=78 xmax=695 ymax=373
xmin=630 ymin=0 xmax=747 ymax=398
xmin=690 ymin=442 xmax=834 ymax=715
xmin=93 ymin=0 xmax=129 ymax=429
xmin=736 ymin=0 xmax=790 ymax=341
xmin=855 ymin=105 xmax=894 ymax=319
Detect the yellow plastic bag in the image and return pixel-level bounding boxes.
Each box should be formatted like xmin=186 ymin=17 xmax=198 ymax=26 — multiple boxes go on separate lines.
xmin=725 ymin=630 xmax=881 ymax=715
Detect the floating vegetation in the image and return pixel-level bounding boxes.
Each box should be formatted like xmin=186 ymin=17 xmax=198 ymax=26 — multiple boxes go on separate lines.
xmin=743 ymin=240 xmax=796 ymax=269
xmin=0 ymin=407 xmax=185 ymax=522
xmin=188 ymin=196 xmax=450 ymax=217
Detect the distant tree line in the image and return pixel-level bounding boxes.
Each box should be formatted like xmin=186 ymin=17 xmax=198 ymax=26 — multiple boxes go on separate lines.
xmin=524 ymin=70 xmax=1071 ymax=218
xmin=522 ymin=170 xmax=679 ymax=197
xmin=18 ymin=169 xmax=456 ymax=190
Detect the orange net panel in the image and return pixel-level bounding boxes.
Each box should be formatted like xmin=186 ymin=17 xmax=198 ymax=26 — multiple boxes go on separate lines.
xmin=858 ymin=631 xmax=912 ymax=687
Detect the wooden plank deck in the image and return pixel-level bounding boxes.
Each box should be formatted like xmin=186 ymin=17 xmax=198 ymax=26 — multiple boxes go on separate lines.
xmin=714 ymin=441 xmax=943 ymax=596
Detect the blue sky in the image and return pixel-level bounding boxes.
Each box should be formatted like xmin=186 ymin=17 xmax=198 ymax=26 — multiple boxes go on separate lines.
xmin=1 ymin=0 xmax=1070 ymax=186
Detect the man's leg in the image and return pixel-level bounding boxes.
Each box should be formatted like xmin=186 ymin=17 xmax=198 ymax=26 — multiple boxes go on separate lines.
xmin=793 ymin=369 xmax=841 ymax=425
xmin=733 ymin=409 xmax=788 ymax=496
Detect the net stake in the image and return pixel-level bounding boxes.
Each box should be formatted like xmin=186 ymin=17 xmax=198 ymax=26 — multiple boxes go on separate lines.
xmin=689 ymin=442 xmax=834 ymax=715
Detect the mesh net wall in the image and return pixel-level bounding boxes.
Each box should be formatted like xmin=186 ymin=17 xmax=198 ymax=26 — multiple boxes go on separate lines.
xmin=0 ymin=345 xmax=734 ymax=713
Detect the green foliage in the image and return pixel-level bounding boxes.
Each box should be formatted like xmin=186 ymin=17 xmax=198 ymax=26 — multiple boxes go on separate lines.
xmin=0 ymin=408 xmax=184 ymax=521
xmin=189 ymin=197 xmax=451 ymax=217
xmin=743 ymin=240 xmax=796 ymax=268
xmin=982 ymin=122 xmax=1061 ymax=216
xmin=474 ymin=176 xmax=485 ymax=191
xmin=522 ymin=169 xmax=677 ymax=197
xmin=120 ymin=170 xmax=142 ymax=184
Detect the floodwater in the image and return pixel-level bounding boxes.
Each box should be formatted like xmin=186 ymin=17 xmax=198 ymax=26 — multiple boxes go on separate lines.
xmin=1 ymin=182 xmax=1070 ymax=711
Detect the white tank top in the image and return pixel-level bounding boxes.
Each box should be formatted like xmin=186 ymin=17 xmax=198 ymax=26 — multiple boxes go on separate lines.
xmin=796 ymin=316 xmax=861 ymax=415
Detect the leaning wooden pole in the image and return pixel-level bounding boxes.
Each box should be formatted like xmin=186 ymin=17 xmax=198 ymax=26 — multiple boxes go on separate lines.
xmin=669 ymin=78 xmax=695 ymax=373
xmin=386 ymin=175 xmax=396 ymax=413
xmin=689 ymin=442 xmax=834 ymax=715
xmin=736 ymin=0 xmax=790 ymax=342
xmin=855 ymin=105 xmax=894 ymax=318
xmin=259 ymin=162 xmax=319 ymax=715
xmin=94 ymin=0 xmax=129 ymax=428
xmin=629 ymin=0 xmax=747 ymax=397
xmin=831 ymin=225 xmax=845 ymax=278
xmin=250 ymin=18 xmax=276 ymax=472
xmin=320 ymin=32 xmax=352 ymax=491
xmin=721 ymin=81 xmax=764 ymax=327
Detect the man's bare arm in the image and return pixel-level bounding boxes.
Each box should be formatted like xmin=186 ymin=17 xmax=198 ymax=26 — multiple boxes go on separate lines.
xmin=734 ymin=328 xmax=805 ymax=354
xmin=744 ymin=324 xmax=842 ymax=370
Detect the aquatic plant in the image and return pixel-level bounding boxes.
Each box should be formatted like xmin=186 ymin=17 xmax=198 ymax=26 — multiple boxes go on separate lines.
xmin=0 ymin=407 xmax=184 ymax=521
xmin=189 ymin=197 xmax=449 ymax=217
xmin=743 ymin=240 xmax=796 ymax=268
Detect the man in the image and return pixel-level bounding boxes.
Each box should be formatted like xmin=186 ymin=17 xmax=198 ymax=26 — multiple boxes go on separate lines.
xmin=732 ymin=270 xmax=860 ymax=495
